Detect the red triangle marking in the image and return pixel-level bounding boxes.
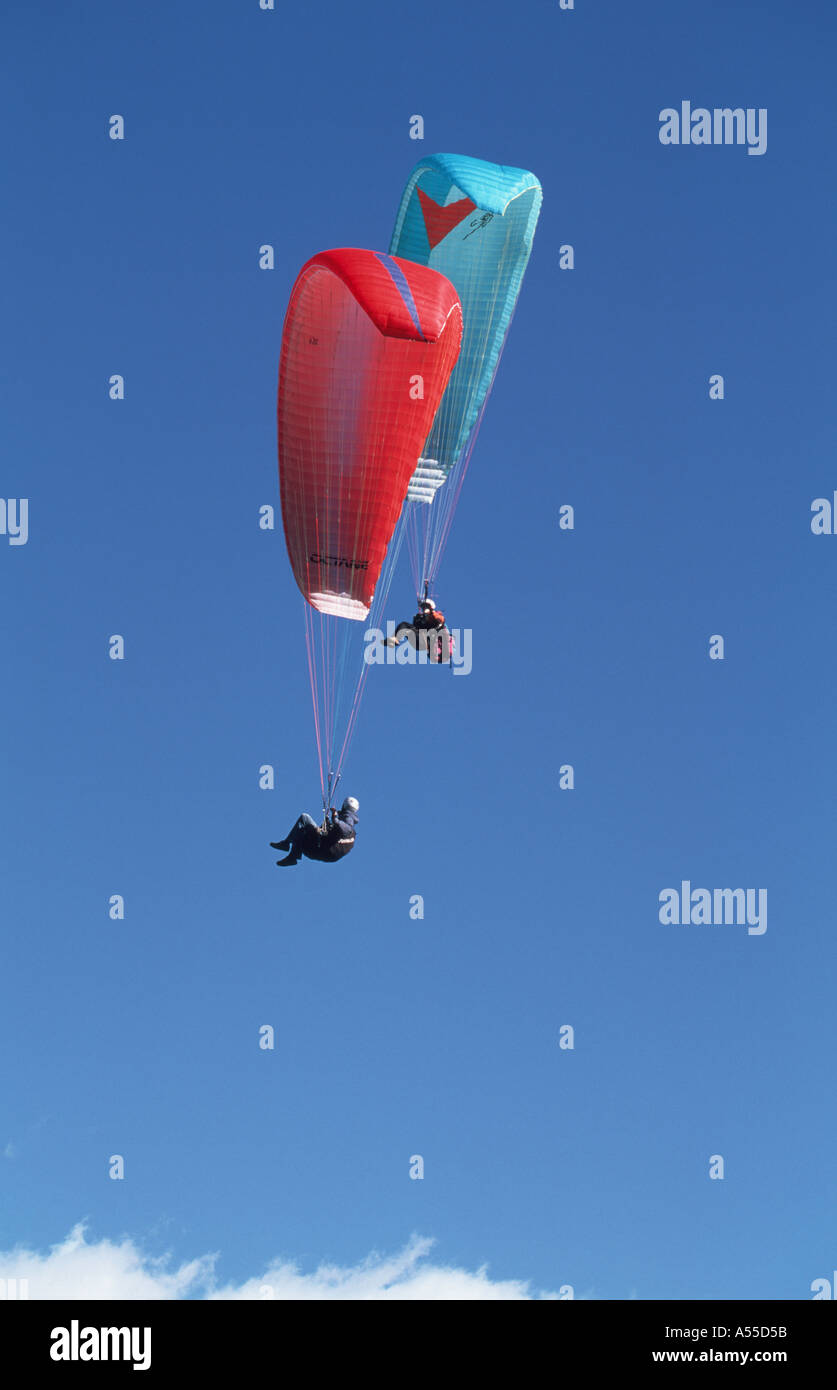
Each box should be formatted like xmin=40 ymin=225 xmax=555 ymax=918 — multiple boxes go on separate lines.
xmin=417 ymin=188 xmax=478 ymax=250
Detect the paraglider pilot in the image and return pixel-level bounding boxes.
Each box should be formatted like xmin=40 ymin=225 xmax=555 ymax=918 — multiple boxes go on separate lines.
xmin=384 ymin=589 xmax=454 ymax=662
xmin=271 ymin=797 xmax=359 ymax=867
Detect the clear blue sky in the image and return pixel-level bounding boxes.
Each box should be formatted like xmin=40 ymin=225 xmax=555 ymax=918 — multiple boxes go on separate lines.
xmin=2 ymin=0 xmax=836 ymax=1298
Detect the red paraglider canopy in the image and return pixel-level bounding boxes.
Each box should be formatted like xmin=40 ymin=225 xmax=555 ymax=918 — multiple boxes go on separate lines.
xmin=277 ymin=248 xmax=463 ymax=619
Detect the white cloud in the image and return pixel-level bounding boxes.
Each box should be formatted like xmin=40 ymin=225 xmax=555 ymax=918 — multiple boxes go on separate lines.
xmin=0 ymin=1226 xmax=557 ymax=1300
xmin=213 ymin=1235 xmax=558 ymax=1300
xmin=0 ymin=1225 xmax=213 ymax=1300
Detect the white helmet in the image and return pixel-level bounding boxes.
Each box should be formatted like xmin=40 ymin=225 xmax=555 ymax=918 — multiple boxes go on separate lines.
xmin=342 ymin=796 xmax=359 ymax=813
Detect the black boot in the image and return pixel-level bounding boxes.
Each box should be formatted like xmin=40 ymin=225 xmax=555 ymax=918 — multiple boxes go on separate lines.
xmin=270 ymin=840 xmax=290 ymax=851
xmin=276 ymin=854 xmax=299 ymax=867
